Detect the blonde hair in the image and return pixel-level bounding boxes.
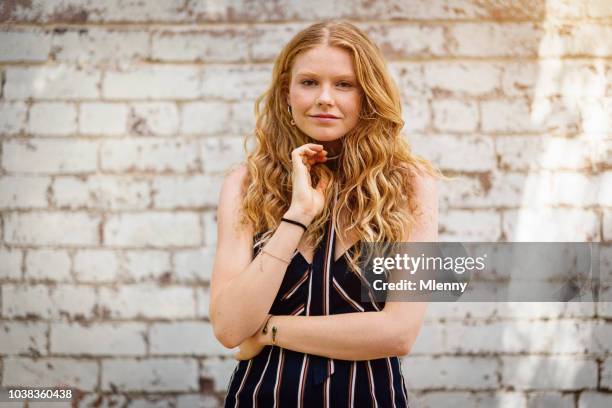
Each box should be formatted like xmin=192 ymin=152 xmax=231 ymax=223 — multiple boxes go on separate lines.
xmin=238 ymin=21 xmax=439 ymax=274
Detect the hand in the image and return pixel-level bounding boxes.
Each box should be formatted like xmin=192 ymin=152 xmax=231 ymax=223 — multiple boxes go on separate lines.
xmin=234 ymin=333 xmax=265 ymax=360
xmin=234 ymin=316 xmax=271 ymax=360
xmin=288 ymin=143 xmax=330 ymax=221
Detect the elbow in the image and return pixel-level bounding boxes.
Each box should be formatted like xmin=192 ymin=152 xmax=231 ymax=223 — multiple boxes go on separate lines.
xmin=212 ymin=323 xmax=242 ymax=349
xmin=210 ymin=310 xmax=242 ymax=349
xmin=393 ymin=329 xmax=415 ymax=357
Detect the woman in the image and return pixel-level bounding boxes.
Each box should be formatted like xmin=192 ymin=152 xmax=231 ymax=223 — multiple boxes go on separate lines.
xmin=210 ymin=21 xmax=439 ymax=407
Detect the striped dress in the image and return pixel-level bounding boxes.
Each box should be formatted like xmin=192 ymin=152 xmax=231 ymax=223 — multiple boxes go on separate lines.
xmin=223 ymin=215 xmax=410 ymax=408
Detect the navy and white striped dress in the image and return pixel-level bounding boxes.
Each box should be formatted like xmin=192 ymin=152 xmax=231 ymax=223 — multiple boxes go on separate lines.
xmin=224 ymin=215 xmax=410 ymax=407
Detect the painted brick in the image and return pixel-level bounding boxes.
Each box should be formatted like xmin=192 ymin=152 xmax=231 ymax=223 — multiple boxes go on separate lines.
xmin=0 ymin=248 xmax=22 ymax=280
xmin=0 ymin=29 xmax=51 ymax=62
xmin=527 ymin=392 xmax=575 ymax=408
xmin=3 ymin=357 xmax=97 ymax=391
xmin=28 ymin=102 xmax=77 ymax=136
xmin=439 ymin=210 xmax=501 ymax=241
xmin=152 ymin=28 xmax=249 ymax=63
xmin=602 ymin=357 xmax=612 ymax=389
xmin=503 ymin=208 xmax=599 ymax=241
xmin=150 ymin=321 xmax=230 ymax=356
xmin=201 ymin=137 xmax=245 ymax=173
xmin=195 ymin=287 xmax=210 ymax=319
xmin=200 ymin=356 xmax=237 ymax=393
xmin=103 ymin=66 xmax=201 ymax=100
xmin=73 ymin=249 xmax=119 ymax=283
xmin=4 ymin=66 xmax=100 ymax=100
xmin=410 ymin=135 xmax=495 ymax=172
xmin=0 ymin=101 xmax=28 ymax=134
xmin=98 ymin=284 xmax=194 ymax=319
xmin=0 ymin=176 xmax=50 ymax=209
xmin=200 ymin=65 xmax=271 ymax=100
xmin=424 ymin=62 xmax=501 ymax=96
xmin=52 ymin=175 xmax=151 ymax=210
xmin=127 ymin=102 xmax=180 ymax=137
xmin=365 ymin=24 xmax=446 ymax=58
xmin=104 ymin=212 xmax=201 ymax=247
xmin=51 ymin=28 xmax=149 ymax=64
xmin=25 ymin=249 xmax=71 ymax=281
xmin=2 ymin=139 xmax=98 ymax=174
xmin=174 ymin=247 xmax=215 ymax=283
xmin=579 ymin=392 xmax=612 ymax=408
xmin=402 ymin=356 xmax=498 ymax=389
xmin=121 ymin=250 xmax=172 ymax=282
xmin=482 ymin=98 xmax=581 ymax=134
xmin=50 ymin=322 xmax=147 ymax=355
xmin=100 ymin=139 xmax=199 ymax=173
xmin=3 ymin=211 xmax=100 ymax=246
xmin=2 ymin=284 xmax=97 ymax=319
xmin=181 ymin=102 xmax=231 ymax=136
xmin=101 ymin=358 xmax=198 ymax=392
xmin=448 ymin=23 xmax=542 ymax=57
xmin=432 ymin=100 xmax=478 ymax=132
xmin=501 ymin=355 xmax=597 ymax=390
xmin=79 ymin=103 xmax=128 ymax=136
xmin=496 ymin=136 xmax=594 ymax=171
xmin=152 ymin=175 xmax=221 ymax=209
xmin=0 ymin=321 xmax=48 ymax=355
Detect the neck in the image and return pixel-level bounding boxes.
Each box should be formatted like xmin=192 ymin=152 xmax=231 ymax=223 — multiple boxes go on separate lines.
xmin=321 ymin=139 xmax=342 ymax=157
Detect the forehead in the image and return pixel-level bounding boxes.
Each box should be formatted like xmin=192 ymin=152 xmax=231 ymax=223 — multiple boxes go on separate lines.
xmin=291 ymin=45 xmax=356 ymax=77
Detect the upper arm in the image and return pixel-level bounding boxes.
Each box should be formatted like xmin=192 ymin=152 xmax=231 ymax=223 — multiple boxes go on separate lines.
xmin=209 ymin=164 xmax=255 ymax=319
xmin=382 ymin=170 xmax=439 ymax=352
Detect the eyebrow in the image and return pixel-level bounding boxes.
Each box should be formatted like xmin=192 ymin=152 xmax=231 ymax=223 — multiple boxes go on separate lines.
xmin=295 ymin=71 xmax=356 ymax=80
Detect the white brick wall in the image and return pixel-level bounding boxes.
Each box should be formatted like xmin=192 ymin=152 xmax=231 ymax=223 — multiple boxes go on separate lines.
xmin=0 ymin=1 xmax=609 ymax=406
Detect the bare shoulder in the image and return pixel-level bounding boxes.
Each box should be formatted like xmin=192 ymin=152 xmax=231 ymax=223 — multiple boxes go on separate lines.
xmin=217 ymin=163 xmax=252 ymax=236
xmin=410 ymin=165 xmax=438 ymax=201
xmin=222 ymin=163 xmax=249 ymax=191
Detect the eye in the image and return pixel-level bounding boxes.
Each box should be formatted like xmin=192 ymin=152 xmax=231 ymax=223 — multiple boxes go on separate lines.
xmin=301 ymin=79 xmax=316 ymax=86
xmin=338 ymin=82 xmax=352 ymax=88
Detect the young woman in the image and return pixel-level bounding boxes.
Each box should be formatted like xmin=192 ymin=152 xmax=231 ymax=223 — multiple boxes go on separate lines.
xmin=210 ymin=21 xmax=438 ymax=408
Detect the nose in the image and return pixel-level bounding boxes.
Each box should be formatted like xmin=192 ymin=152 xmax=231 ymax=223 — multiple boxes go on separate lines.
xmin=316 ymin=83 xmax=334 ymax=106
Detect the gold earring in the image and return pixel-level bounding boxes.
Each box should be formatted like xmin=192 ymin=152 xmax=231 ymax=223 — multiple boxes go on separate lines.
xmin=288 ymin=105 xmax=296 ymax=126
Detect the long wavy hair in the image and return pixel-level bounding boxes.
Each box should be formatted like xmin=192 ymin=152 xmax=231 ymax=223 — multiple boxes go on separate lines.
xmin=238 ymin=21 xmax=439 ymax=274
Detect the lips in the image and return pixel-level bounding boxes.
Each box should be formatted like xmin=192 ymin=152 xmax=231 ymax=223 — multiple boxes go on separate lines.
xmin=310 ymin=114 xmax=339 ymax=119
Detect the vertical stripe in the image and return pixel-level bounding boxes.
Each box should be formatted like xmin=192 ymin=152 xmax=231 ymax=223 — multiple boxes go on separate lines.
xmin=234 ymin=359 xmax=253 ymax=408
xmin=348 ymin=361 xmax=355 ymax=408
xmin=305 ymin=266 xmax=313 ymax=316
xmin=253 ymin=348 xmax=274 ymax=407
xmin=366 ymin=361 xmax=379 ymax=408
xmin=386 ymin=358 xmax=397 ymax=408
xmin=297 ymin=354 xmax=310 ymax=408
xmin=223 ymin=363 xmax=241 ymax=407
xmin=273 ymin=348 xmax=285 ymax=408
xmin=398 ymin=358 xmax=409 ymax=405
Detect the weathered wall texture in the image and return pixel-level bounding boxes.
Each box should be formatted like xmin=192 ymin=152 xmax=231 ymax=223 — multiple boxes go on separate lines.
xmin=0 ymin=0 xmax=610 ymax=407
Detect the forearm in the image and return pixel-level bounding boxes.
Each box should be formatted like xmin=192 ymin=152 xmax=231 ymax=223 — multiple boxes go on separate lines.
xmin=211 ymin=209 xmax=312 ymax=348
xmin=261 ymin=311 xmax=410 ymax=361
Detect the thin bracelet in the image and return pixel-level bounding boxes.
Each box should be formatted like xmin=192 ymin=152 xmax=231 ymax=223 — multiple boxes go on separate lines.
xmin=271 ymin=324 xmax=277 ymax=345
xmin=262 ymin=314 xmax=273 ymax=334
xmin=281 ymin=217 xmax=308 ymax=232
xmin=262 ymin=249 xmax=291 ymax=264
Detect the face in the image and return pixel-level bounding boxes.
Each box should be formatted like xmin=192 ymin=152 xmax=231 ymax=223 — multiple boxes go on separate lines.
xmin=287 ymin=45 xmax=362 ymax=147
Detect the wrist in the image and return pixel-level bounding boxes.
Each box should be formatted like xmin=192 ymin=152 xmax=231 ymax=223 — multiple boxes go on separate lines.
xmin=283 ymin=207 xmax=315 ymax=227
xmin=260 ymin=315 xmax=274 ymax=346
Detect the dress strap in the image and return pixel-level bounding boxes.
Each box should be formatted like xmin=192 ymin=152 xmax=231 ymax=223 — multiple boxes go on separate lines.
xmin=306 ymin=189 xmax=338 ymax=385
